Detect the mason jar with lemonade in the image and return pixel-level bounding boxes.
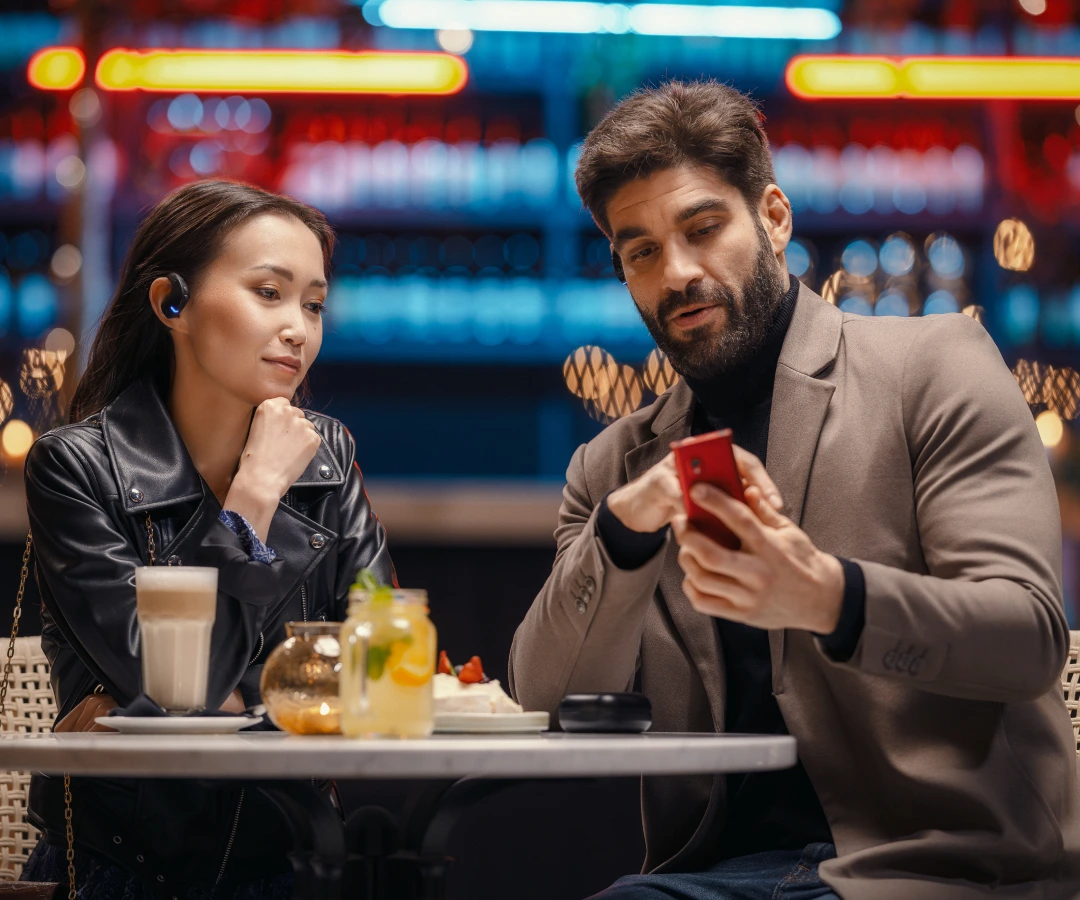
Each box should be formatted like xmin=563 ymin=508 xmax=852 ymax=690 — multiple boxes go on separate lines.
xmin=340 ymin=571 xmax=436 ymax=738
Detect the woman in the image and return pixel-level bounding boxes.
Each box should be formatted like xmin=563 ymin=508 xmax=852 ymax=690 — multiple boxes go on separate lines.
xmin=20 ymin=179 xmax=394 ymax=897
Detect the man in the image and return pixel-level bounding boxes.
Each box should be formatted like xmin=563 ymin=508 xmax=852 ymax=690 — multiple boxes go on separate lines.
xmin=509 ymin=80 xmax=1080 ymax=900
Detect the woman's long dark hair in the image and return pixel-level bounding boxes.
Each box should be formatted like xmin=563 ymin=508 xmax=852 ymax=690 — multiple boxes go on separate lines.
xmin=69 ymin=179 xmax=335 ymax=423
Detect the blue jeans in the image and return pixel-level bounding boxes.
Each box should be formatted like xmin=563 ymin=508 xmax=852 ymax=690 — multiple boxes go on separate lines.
xmin=589 ymin=842 xmax=841 ymax=900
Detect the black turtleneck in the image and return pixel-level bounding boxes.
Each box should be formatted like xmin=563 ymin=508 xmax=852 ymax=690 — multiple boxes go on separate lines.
xmin=596 ymin=275 xmax=866 ymax=861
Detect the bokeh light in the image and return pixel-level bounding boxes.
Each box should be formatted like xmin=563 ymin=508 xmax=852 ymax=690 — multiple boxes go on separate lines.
xmin=437 ymin=28 xmax=475 ymax=54
xmin=45 ymin=328 xmax=76 ymax=359
xmin=1019 ymin=0 xmax=1047 ymax=14
xmin=55 ymin=155 xmax=86 ymax=189
xmin=785 ymin=239 xmax=814 ymax=282
xmin=994 ymin=218 xmax=1035 ymax=272
xmin=875 ymin=289 xmax=910 ymax=317
xmin=879 ymin=234 xmax=915 ymax=277
xmin=841 ymin=239 xmax=877 ymax=279
xmin=924 ymin=290 xmax=959 ymax=315
xmin=69 ymin=89 xmax=101 ymax=127
xmin=927 ymin=233 xmax=964 ymax=279
xmin=50 ymin=245 xmax=82 ymax=282
xmin=1036 ymin=410 xmax=1064 ymax=448
xmin=1 ymin=420 xmax=33 ymax=459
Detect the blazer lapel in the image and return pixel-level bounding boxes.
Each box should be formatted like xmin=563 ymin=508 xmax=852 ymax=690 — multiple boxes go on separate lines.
xmin=766 ymin=284 xmax=843 ymax=690
xmin=625 ymin=381 xmax=728 ymax=732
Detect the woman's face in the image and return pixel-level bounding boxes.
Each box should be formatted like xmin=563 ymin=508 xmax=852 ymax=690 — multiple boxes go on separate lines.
xmin=157 ymin=213 xmax=327 ymax=407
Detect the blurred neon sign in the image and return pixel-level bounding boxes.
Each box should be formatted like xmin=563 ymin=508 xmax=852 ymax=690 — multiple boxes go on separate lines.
xmin=31 ymin=49 xmax=468 ymax=95
xmin=365 ymin=0 xmax=842 ymax=40
xmin=787 ymin=56 xmax=1080 ymax=100
xmin=27 ymin=47 xmax=85 ymax=90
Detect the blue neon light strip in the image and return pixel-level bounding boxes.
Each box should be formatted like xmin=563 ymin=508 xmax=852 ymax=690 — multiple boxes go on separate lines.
xmin=363 ymin=0 xmax=842 ymax=41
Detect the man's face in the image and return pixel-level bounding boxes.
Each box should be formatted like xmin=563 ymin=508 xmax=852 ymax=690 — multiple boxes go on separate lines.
xmin=607 ymin=165 xmax=791 ymax=380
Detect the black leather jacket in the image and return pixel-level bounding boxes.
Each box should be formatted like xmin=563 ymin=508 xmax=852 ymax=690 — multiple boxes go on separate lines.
xmin=23 ymin=377 xmax=395 ymax=894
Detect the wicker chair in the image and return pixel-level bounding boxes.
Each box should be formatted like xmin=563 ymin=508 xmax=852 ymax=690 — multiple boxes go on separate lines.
xmin=0 ymin=637 xmax=56 ymax=880
xmin=1063 ymin=632 xmax=1080 ymax=758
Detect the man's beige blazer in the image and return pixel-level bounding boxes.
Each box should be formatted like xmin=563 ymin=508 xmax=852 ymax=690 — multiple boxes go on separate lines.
xmin=509 ymin=284 xmax=1080 ymax=899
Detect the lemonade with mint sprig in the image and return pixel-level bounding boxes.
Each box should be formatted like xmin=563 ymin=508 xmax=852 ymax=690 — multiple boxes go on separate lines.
xmin=339 ymin=569 xmax=436 ymax=738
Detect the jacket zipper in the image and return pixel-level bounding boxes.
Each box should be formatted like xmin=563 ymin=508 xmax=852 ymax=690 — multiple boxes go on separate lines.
xmin=216 ymin=788 xmax=244 ymax=885
xmin=301 ymin=584 xmax=308 ymax=622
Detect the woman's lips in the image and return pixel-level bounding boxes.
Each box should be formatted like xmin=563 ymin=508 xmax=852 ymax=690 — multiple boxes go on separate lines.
xmin=263 ymin=358 xmax=301 ymax=375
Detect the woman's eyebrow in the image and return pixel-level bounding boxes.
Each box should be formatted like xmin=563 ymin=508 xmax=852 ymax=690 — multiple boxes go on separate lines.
xmin=248 ymin=263 xmax=327 ymax=289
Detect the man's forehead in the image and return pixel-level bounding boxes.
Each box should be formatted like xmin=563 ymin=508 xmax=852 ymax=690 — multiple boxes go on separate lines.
xmin=607 ymin=165 xmax=742 ymax=228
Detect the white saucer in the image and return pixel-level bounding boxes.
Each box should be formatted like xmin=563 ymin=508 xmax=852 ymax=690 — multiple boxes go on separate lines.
xmin=95 ymin=716 xmax=263 ymax=735
xmin=433 ymin=711 xmax=549 ymax=734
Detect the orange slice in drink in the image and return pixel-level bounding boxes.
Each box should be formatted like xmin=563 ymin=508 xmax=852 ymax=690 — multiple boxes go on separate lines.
xmin=389 ymin=617 xmax=434 ymax=687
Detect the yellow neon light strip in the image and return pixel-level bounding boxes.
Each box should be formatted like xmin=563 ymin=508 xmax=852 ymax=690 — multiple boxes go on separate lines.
xmin=27 ymin=47 xmax=86 ymax=90
xmin=92 ymin=49 xmax=467 ymax=95
xmin=787 ymin=55 xmax=1080 ymax=100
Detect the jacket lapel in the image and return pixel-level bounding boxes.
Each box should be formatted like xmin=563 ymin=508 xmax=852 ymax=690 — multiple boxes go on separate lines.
xmin=625 ymin=381 xmax=728 ymax=732
xmin=765 ymin=284 xmax=842 ymax=689
xmin=767 ymin=283 xmax=843 ymax=526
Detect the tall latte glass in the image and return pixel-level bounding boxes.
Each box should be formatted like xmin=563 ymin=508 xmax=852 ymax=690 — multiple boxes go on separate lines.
xmin=135 ymin=567 xmax=218 ymax=714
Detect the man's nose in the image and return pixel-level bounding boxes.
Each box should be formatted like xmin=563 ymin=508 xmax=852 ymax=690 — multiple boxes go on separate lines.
xmin=660 ymin=240 xmax=705 ymax=295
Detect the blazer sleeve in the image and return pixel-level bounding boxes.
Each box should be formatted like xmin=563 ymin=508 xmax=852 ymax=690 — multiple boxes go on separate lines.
xmin=330 ymin=426 xmax=396 ymax=620
xmin=826 ymin=313 xmax=1068 ymax=703
xmin=508 ymin=441 xmax=668 ymax=716
xmin=24 ymin=433 xmax=276 ymax=712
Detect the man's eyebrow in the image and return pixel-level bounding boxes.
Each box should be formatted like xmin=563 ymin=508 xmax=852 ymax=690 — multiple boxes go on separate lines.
xmin=612 ymin=198 xmax=732 ymax=250
xmin=676 ymin=198 xmax=731 ymax=224
xmin=249 ymin=263 xmax=327 ymax=289
xmin=612 ymin=226 xmax=648 ymax=251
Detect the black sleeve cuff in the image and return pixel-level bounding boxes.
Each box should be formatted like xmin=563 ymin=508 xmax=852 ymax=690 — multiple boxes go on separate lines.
xmin=817 ymin=557 xmax=866 ymax=662
xmin=596 ymin=492 xmax=669 ymax=571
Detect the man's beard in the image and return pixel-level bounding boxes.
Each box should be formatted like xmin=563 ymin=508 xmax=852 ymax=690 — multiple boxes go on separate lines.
xmin=634 ymin=228 xmax=787 ymax=382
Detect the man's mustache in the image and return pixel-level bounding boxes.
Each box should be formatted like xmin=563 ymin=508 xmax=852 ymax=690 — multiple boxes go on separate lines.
xmin=657 ymin=285 xmax=734 ymax=327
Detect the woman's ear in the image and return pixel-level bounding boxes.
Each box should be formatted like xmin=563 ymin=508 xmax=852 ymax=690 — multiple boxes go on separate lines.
xmin=148 ymin=276 xmax=188 ymax=333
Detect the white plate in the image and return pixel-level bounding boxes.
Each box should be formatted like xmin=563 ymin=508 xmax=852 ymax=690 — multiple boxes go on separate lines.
xmin=433 ymin=711 xmax=549 ymax=734
xmin=95 ymin=716 xmax=263 ymax=735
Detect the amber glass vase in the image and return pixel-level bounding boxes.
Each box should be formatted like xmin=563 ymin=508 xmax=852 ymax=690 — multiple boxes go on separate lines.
xmin=260 ymin=622 xmax=343 ymax=735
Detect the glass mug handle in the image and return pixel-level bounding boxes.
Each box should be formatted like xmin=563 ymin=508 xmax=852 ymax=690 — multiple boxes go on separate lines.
xmin=344 ymin=625 xmax=370 ymax=718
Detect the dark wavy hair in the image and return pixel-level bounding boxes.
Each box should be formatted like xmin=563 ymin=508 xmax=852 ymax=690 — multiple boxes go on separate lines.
xmin=69 ymin=179 xmax=335 ymax=423
xmin=575 ymin=79 xmax=775 ymax=237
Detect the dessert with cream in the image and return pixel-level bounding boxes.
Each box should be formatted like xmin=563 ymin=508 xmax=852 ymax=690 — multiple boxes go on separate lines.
xmin=433 ymin=652 xmax=523 ymax=715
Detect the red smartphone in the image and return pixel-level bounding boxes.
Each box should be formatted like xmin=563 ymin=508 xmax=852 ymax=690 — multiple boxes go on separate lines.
xmin=670 ymin=429 xmax=746 ymax=550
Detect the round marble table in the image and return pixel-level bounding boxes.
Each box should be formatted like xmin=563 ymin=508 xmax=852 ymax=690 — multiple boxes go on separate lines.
xmin=4 ymin=730 xmax=796 ymax=898
xmin=0 ymin=729 xmax=796 ymax=779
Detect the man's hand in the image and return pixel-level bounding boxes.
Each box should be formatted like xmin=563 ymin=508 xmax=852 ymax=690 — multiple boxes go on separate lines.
xmin=607 ymin=445 xmax=785 ymax=535
xmin=672 ymin=480 xmax=844 ymax=634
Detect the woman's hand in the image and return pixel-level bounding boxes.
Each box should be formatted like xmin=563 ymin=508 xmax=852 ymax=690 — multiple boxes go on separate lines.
xmin=224 ymin=398 xmax=322 ymax=540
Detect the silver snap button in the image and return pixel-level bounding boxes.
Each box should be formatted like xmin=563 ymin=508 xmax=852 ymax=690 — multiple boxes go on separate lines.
xmin=113 ymin=835 xmax=122 ymax=844
xmin=583 ymin=576 xmax=596 ymax=592
xmin=318 ymin=464 xmax=332 ymax=479
xmin=128 ymin=488 xmax=143 ymax=503
xmin=310 ymin=533 xmax=326 ymax=549
xmin=136 ymin=855 xmax=145 ymax=863
xmin=576 ymin=599 xmax=587 ymax=614
xmin=157 ymin=875 xmax=165 ymax=883
xmin=166 ymin=555 xmax=181 ymax=566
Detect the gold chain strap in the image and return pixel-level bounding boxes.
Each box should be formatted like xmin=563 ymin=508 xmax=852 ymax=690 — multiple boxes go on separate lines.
xmin=145 ymin=513 xmax=156 ymax=566
xmin=0 ymin=530 xmax=31 ymax=719
xmin=0 ymin=514 xmax=155 ymax=899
